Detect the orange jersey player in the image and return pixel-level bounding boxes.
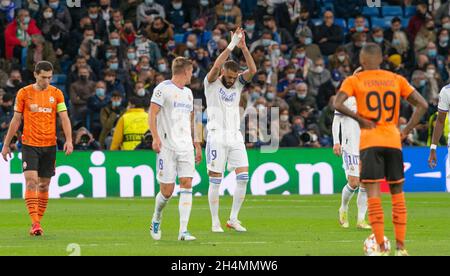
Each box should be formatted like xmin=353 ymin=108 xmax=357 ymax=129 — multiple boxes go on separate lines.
xmin=335 ymin=43 xmax=428 ymax=256
xmin=1 ymin=61 xmax=73 ymax=236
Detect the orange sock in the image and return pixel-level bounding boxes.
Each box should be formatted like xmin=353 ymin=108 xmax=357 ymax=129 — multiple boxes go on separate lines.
xmin=368 ymin=197 xmax=385 ymax=249
xmin=38 ymin=191 xmax=49 ymax=221
xmin=25 ymin=190 xmax=39 ymax=224
xmin=392 ymin=193 xmax=407 ymax=249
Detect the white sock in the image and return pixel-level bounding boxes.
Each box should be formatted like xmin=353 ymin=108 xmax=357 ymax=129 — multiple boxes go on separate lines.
xmin=340 ymin=184 xmax=356 ymax=211
xmin=179 ymin=188 xmax=193 ymax=234
xmin=357 ymin=187 xmax=368 ymax=222
xmin=208 ymin=177 xmax=222 ymax=226
xmin=230 ymin=173 xmax=249 ymax=222
xmin=153 ymin=192 xmax=170 ymax=222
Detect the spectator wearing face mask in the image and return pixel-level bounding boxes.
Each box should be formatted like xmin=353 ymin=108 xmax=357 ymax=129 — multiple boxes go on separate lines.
xmin=315 ymin=11 xmax=344 ymax=56
xmin=38 ymin=5 xmax=68 ymax=36
xmin=287 ymin=82 xmax=317 ymax=118
xmin=346 ymin=15 xmax=369 ymax=42
xmin=370 ymin=27 xmax=391 ymax=56
xmin=297 ymin=27 xmax=321 ymax=62
xmin=215 ymin=0 xmax=242 ymax=31
xmin=166 ymin=0 xmax=192 ymax=33
xmin=133 ymin=81 xmax=151 ymax=108
xmin=263 ymin=15 xmax=294 ymax=53
xmin=250 ymin=30 xmax=277 ymax=52
xmin=2 ymin=69 xmax=24 ymax=97
xmin=183 ymin=19 xmax=211 ymax=49
xmin=103 ymin=69 xmax=126 ymax=99
xmin=328 ymin=46 xmax=351 ymax=72
xmin=306 ymin=57 xmax=331 ymax=97
xmin=134 ymin=30 xmax=162 ymax=68
xmin=279 ymin=108 xmax=292 ymax=139
xmin=4 ymin=9 xmax=42 ymax=60
xmin=411 ymin=70 xmax=429 ymax=101
xmin=46 ymin=25 xmax=69 ymax=60
xmin=277 ymin=65 xmax=303 ymax=100
xmin=99 ymin=91 xmax=124 ymax=149
xmin=280 ymin=115 xmax=305 ymax=147
xmin=137 ymin=0 xmax=166 ymax=28
xmin=437 ymin=28 xmax=450 ymax=57
xmin=243 ymin=17 xmax=261 ymax=46
xmin=87 ymin=85 xmax=112 ymax=139
xmin=344 ymin=32 xmax=367 ymax=68
xmin=48 ymin=0 xmax=72 ymax=31
xmin=26 ymin=34 xmax=61 ymax=76
xmin=414 ymin=18 xmax=436 ymax=54
xmin=290 ymin=45 xmax=312 ymax=79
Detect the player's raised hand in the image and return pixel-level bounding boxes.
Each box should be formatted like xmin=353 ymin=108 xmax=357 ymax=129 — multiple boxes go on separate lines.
xmin=152 ymin=137 xmax=162 ymax=153
xmin=1 ymin=145 xmax=12 ymax=162
xmin=64 ymin=141 xmax=73 ymax=156
xmin=333 ymin=144 xmax=342 ymax=156
xmin=428 ymin=149 xmax=438 ymax=169
xmin=237 ymin=29 xmax=247 ymax=49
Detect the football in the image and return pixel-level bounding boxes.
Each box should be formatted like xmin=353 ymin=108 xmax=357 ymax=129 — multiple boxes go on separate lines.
xmin=364 ymin=234 xmax=391 ymax=256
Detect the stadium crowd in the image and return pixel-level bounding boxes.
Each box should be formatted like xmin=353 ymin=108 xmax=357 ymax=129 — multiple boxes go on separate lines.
xmin=0 ymin=0 xmax=448 ymax=151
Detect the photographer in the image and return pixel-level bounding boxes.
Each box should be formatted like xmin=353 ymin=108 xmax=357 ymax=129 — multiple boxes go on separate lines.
xmin=135 ymin=130 xmax=153 ymax=150
xmin=74 ymin=127 xmax=101 ymax=151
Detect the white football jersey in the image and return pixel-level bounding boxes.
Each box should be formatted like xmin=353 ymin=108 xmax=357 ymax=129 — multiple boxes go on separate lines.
xmin=438 ymin=84 xmax=450 ymax=144
xmin=151 ymin=80 xmax=194 ymax=152
xmin=334 ymin=96 xmax=360 ymax=154
xmin=204 ymin=75 xmax=246 ymax=133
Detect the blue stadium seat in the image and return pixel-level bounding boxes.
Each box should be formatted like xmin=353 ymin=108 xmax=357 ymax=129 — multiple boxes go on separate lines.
xmin=51 ymin=74 xmax=67 ymax=85
xmin=321 ymin=2 xmax=334 ymax=13
xmin=362 ymin=6 xmax=380 ymax=17
xmin=334 ymin=18 xmax=347 ymax=30
xmin=404 ymin=6 xmax=417 ymax=17
xmin=174 ymin=34 xmax=184 ymax=44
xmin=401 ymin=17 xmax=410 ymax=28
xmin=382 ymin=6 xmax=403 ymax=17
xmin=371 ymin=17 xmax=390 ymax=29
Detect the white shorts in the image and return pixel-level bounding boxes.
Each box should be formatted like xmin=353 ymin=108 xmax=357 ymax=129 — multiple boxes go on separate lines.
xmin=206 ymin=131 xmax=249 ymax=173
xmin=342 ymin=149 xmax=360 ymax=178
xmin=156 ymin=147 xmax=195 ymax=184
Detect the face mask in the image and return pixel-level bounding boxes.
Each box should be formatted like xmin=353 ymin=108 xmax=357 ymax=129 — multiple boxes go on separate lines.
xmin=297 ymin=94 xmax=307 ymax=100
xmin=127 ymin=52 xmax=136 ymax=60
xmin=256 ymin=104 xmax=265 ymax=111
xmin=51 ymin=33 xmax=60 ymax=40
xmin=337 ymin=55 xmax=345 ymax=62
xmin=100 ymin=4 xmax=109 ymax=10
xmin=112 ymin=101 xmax=121 ymax=107
xmin=158 ymin=63 xmax=167 ymax=72
xmin=355 ymin=26 xmax=365 ymax=32
xmin=145 ymin=0 xmax=154 ymax=5
xmin=251 ymin=92 xmax=260 ymax=101
xmin=23 ymin=16 xmax=30 ymax=24
xmin=287 ymin=73 xmax=296 ymax=81
xmin=419 ymin=79 xmax=427 ymax=87
xmin=262 ymin=39 xmax=271 ymax=47
xmin=246 ymin=24 xmax=255 ymax=31
xmin=212 ymin=35 xmax=221 ymax=42
xmin=440 ymin=36 xmax=449 ymax=43
xmin=444 ymin=23 xmax=450 ymax=30
xmin=224 ymin=4 xmax=233 ymax=11
xmin=304 ymin=37 xmax=312 ymax=45
xmin=96 ymin=88 xmax=105 ymax=97
xmin=106 ymin=52 xmax=113 ymax=59
xmin=428 ymin=49 xmax=437 ymax=58
xmin=427 ymin=69 xmax=436 ymax=76
xmin=374 ymin=37 xmax=384 ymax=44
xmin=86 ymin=35 xmax=95 ymax=41
xmin=172 ymin=2 xmax=182 ymax=9
xmin=280 ymin=115 xmax=289 ymax=122
xmin=297 ymin=53 xmax=305 ymax=59
xmin=44 ymin=12 xmax=53 ymax=19
xmin=186 ymin=41 xmax=195 ymax=49
xmin=141 ymin=65 xmax=150 ymax=70
xmin=332 ymin=81 xmax=340 ymax=88
xmin=360 ymin=41 xmax=367 ymax=47
xmin=392 ymin=39 xmax=401 ymax=46
xmin=110 ymin=39 xmax=120 ymax=46
xmin=12 ymin=79 xmax=21 ymax=87
xmin=79 ymin=75 xmax=88 ymax=81
xmin=137 ymin=89 xmax=146 ymax=97
xmin=110 ymin=63 xmax=119 ymax=70
xmin=1 ymin=0 xmax=11 ymax=7
xmin=200 ymin=0 xmax=209 ymax=6
xmin=49 ymin=2 xmax=59 ymax=9
xmin=266 ymin=92 xmax=275 ymax=101
xmin=315 ymin=66 xmax=324 ymax=74
xmin=89 ymin=13 xmax=98 ymax=20
xmin=273 ymin=49 xmax=281 ymax=56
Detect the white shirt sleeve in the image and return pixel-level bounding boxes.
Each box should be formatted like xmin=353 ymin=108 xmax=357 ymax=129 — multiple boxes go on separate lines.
xmin=151 ymin=84 xmax=165 ymax=107
xmin=438 ymin=87 xmax=450 ymax=113
xmin=332 ymin=112 xmax=342 ymax=145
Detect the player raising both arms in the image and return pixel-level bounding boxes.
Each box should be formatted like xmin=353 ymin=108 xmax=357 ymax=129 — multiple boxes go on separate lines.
xmin=335 ymin=43 xmax=428 ymax=256
xmin=204 ymin=28 xmax=257 ymax=233
xmin=1 ymin=61 xmax=73 ymax=236
xmin=332 ymin=95 xmax=370 ymax=230
xmin=149 ymin=57 xmax=202 ymax=241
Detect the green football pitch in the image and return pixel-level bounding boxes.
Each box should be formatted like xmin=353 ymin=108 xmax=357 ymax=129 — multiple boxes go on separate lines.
xmin=0 ymin=193 xmax=449 ymax=256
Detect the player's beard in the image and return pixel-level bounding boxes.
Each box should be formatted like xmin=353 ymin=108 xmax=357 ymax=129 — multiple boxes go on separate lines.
xmin=221 ymin=76 xmax=234 ymax=89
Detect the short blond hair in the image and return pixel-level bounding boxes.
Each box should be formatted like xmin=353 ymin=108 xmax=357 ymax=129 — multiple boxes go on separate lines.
xmin=172 ymin=57 xmax=193 ymax=75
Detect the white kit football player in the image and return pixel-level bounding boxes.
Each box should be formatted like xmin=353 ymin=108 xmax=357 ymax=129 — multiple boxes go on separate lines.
xmin=332 ymin=95 xmax=371 ymax=230
xmin=148 ymin=57 xmax=202 ymax=241
xmin=204 ymin=28 xmax=257 ymax=233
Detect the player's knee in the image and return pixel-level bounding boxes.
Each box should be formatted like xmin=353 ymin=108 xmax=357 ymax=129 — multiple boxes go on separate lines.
xmin=389 ymin=183 xmax=404 ymax=195
xmin=26 ymin=178 xmax=39 ymax=190
xmin=236 ymin=172 xmax=249 ymax=185
xmin=208 ymin=171 xmax=222 ymax=178
xmin=348 ymin=177 xmax=360 ymax=189
xmin=179 ymin=178 xmax=193 ymax=189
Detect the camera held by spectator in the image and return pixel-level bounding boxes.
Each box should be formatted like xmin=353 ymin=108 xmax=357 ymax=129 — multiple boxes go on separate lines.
xmin=74 ymin=127 xmax=101 ymax=151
